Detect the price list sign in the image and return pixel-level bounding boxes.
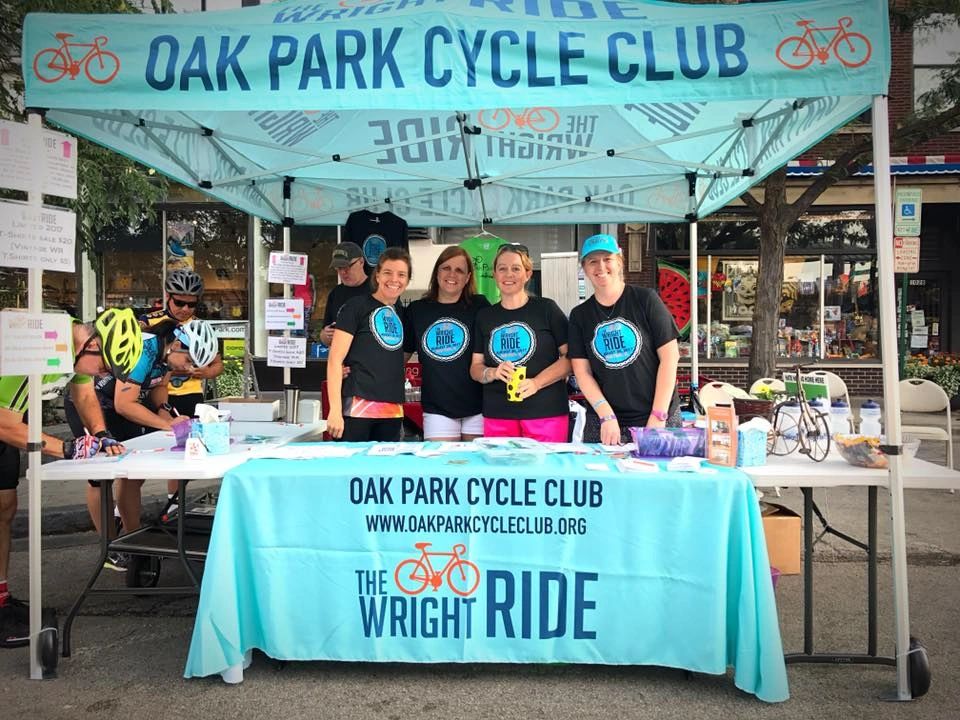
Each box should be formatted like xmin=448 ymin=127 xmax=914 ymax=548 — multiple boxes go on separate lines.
xmin=0 ymin=201 xmax=76 ymax=272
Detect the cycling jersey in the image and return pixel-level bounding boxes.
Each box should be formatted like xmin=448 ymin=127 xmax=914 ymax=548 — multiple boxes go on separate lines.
xmin=141 ymin=308 xmax=202 ymax=396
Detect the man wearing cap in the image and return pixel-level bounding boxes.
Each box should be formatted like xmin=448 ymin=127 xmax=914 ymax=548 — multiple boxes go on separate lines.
xmin=568 ymin=233 xmax=680 ymax=445
xmin=319 ymin=242 xmax=370 ymax=347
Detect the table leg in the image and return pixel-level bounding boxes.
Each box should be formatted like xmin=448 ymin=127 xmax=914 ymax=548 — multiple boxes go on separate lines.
xmin=177 ymin=478 xmax=202 ymax=588
xmin=803 ymin=487 xmax=814 ymax=655
xmin=62 ymin=479 xmax=113 ymax=657
xmin=868 ymin=485 xmax=878 ymax=657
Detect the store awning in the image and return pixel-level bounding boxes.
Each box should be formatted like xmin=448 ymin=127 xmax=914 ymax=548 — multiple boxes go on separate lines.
xmin=788 ymin=155 xmax=960 ymax=176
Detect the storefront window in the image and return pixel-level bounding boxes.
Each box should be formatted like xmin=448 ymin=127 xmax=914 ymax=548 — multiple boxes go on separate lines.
xmin=656 ymin=211 xmax=880 ymax=362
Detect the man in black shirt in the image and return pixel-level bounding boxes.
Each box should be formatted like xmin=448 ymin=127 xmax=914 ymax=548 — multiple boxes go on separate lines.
xmin=319 ymin=242 xmax=370 ymax=347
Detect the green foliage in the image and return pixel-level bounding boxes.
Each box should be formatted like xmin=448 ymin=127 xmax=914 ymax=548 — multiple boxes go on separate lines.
xmin=0 ymin=0 xmax=171 ymax=255
xmin=903 ymin=358 xmax=960 ymax=399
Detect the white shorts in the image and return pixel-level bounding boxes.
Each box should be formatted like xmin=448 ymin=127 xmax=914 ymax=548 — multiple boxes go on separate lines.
xmin=423 ymin=412 xmax=484 ymax=440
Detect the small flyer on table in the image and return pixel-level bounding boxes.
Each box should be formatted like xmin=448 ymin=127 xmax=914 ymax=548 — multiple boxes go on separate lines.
xmin=706 ymin=404 xmax=738 ymax=467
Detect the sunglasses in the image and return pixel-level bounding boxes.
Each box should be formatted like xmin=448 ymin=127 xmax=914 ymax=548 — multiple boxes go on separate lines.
xmin=496 ymin=243 xmax=530 ymax=258
xmin=170 ymin=298 xmax=198 ymax=309
xmin=75 ymin=333 xmax=102 ymax=359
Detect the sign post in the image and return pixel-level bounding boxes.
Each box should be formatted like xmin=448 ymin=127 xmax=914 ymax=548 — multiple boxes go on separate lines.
xmin=894 ymin=188 xmax=922 ymax=375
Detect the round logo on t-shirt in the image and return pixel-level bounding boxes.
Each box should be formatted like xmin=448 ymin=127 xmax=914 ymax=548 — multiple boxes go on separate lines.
xmin=369 ymin=306 xmax=404 ymax=350
xmin=591 ymin=318 xmax=641 ymax=369
xmin=489 ymin=322 xmax=535 ymax=365
xmin=362 ymin=234 xmax=387 ymax=266
xmin=422 ymin=318 xmax=469 ymax=362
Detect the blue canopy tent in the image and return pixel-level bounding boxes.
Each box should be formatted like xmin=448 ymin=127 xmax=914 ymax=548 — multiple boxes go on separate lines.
xmin=19 ymin=0 xmax=918 ymax=698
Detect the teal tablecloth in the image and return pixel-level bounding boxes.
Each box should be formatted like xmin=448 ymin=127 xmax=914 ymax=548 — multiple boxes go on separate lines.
xmin=184 ymin=445 xmax=788 ymax=702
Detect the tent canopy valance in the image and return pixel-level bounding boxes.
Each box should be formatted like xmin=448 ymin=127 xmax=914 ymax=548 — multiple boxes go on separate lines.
xmin=23 ymin=0 xmax=890 ymax=227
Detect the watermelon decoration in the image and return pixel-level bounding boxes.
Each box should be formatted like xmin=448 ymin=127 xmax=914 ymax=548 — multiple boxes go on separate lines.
xmin=657 ymin=260 xmax=691 ymax=338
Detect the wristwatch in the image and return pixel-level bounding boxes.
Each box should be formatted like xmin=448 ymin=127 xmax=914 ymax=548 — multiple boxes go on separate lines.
xmin=650 ymin=409 xmax=669 ymax=422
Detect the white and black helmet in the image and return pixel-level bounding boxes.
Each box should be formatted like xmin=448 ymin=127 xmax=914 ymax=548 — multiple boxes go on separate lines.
xmin=165 ymin=269 xmax=204 ymax=296
xmin=173 ymin=319 xmax=218 ymax=368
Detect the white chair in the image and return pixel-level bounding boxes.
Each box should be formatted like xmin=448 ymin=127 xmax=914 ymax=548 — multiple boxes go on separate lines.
xmin=900 ymin=378 xmax=953 ymax=470
xmin=749 ymin=377 xmax=786 ymax=397
xmin=807 ymin=370 xmax=851 ymax=407
xmin=698 ymin=382 xmax=739 ymax=409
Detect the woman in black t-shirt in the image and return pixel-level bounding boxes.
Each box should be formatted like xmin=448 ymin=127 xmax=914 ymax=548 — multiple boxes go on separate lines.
xmin=404 ymin=247 xmax=490 ymax=441
xmin=326 ymin=247 xmax=411 ymax=442
xmin=470 ymin=244 xmax=571 ymax=442
xmin=568 ymin=234 xmax=680 ymax=445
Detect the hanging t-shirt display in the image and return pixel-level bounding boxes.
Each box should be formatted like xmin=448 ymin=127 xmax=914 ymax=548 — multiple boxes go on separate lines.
xmin=459 ymin=235 xmax=504 ymax=303
xmin=336 ymin=294 xmax=406 ymax=404
xmin=568 ymin=286 xmax=680 ymax=428
xmin=473 ymin=297 xmax=569 ymax=420
xmin=344 ymin=210 xmax=409 ymax=273
xmin=404 ymin=296 xmax=490 ymax=419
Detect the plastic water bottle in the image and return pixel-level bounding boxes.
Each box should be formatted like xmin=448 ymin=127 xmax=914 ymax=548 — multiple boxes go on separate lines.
xmin=809 ymin=397 xmax=829 ymax=416
xmin=859 ymin=399 xmax=883 ymax=438
xmin=829 ymin=400 xmax=852 ymax=436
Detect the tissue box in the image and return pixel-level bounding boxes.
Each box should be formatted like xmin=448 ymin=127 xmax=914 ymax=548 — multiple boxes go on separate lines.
xmin=199 ymin=421 xmax=231 ymax=455
xmin=217 ymin=398 xmax=279 ymax=422
xmin=736 ymin=428 xmax=768 ymax=467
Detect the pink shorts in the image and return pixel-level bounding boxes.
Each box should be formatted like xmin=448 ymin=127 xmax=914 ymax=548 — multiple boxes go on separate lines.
xmin=483 ymin=415 xmax=569 ymax=443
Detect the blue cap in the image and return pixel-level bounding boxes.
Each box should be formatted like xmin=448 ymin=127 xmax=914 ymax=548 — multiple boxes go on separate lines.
xmin=580 ymin=234 xmax=621 ymax=261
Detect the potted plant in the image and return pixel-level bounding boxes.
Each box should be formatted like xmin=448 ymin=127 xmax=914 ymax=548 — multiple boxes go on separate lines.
xmin=904 ymin=354 xmax=960 ymax=410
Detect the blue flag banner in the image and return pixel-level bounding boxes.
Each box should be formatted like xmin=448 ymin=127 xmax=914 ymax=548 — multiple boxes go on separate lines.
xmin=184 ymin=446 xmax=789 ymax=702
xmin=22 ymin=0 xmax=890 ymax=225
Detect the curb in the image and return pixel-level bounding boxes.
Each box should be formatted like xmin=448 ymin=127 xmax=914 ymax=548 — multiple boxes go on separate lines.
xmin=12 ymin=494 xmax=171 ymax=540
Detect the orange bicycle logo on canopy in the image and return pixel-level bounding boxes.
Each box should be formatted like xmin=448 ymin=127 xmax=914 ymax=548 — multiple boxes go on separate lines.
xmin=477 ymin=107 xmax=561 ymax=133
xmin=776 ymin=17 xmax=872 ymax=70
xmin=394 ymin=542 xmax=481 ymax=596
xmin=33 ymin=33 xmax=120 ymax=84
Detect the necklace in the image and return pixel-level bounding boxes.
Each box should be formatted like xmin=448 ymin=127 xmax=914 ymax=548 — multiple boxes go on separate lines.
xmin=596 ymin=290 xmax=624 ymax=321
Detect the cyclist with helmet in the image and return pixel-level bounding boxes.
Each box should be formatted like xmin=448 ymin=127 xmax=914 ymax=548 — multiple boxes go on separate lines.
xmin=141 ymin=269 xmax=223 ymax=513
xmin=0 ymin=308 xmax=141 ymax=648
xmin=66 ymin=317 xmax=219 ymax=560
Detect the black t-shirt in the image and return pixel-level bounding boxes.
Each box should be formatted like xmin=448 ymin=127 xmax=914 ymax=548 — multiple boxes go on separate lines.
xmin=472 ymin=296 xmax=569 ymax=420
xmin=344 ymin=210 xmax=409 ymax=274
xmin=404 ymin=295 xmax=490 ymax=418
xmin=337 ymin=294 xmax=405 ymax=404
xmin=568 ymin=285 xmax=679 ymax=427
xmin=323 ymin=282 xmax=371 ymax=329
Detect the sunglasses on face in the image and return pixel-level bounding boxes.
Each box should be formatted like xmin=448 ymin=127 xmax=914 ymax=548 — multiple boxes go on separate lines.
xmin=170 ymin=298 xmax=198 ymax=309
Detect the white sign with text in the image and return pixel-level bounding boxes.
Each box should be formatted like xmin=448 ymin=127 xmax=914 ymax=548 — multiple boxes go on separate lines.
xmin=0 ymin=200 xmax=76 ymax=272
xmin=0 ymin=311 xmax=74 ymax=376
xmin=267 ymin=252 xmax=308 ymax=285
xmin=267 ymin=336 xmax=306 ymax=368
xmin=893 ymin=236 xmax=920 ymax=274
xmin=0 ymin=120 xmax=78 ymax=199
xmin=265 ymin=298 xmax=304 ymax=331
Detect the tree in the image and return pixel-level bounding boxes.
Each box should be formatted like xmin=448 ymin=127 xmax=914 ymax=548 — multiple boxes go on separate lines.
xmin=739 ymin=2 xmax=960 ymax=382
xmin=0 ymin=0 xmax=173 ymax=257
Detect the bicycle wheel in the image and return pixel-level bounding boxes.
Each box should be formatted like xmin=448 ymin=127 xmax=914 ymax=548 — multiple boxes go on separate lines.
xmin=775 ymin=36 xmax=814 ymax=70
xmin=85 ymin=50 xmax=120 ymax=84
xmin=527 ymin=107 xmax=560 ymax=133
xmin=798 ymin=411 xmax=831 ymax=462
xmin=446 ymin=559 xmax=481 ymax=596
xmin=477 ymin=108 xmax=510 ymax=131
xmin=394 ymin=558 xmax=430 ymax=595
xmin=33 ymin=48 xmax=69 ymax=83
xmin=834 ymin=33 xmax=872 ymax=68
xmin=768 ymin=403 xmax=800 ymax=456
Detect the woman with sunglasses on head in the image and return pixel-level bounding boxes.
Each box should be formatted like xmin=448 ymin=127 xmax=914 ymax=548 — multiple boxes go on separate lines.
xmin=568 ymin=234 xmax=680 ymax=445
xmin=326 ymin=247 xmax=412 ymax=442
xmin=65 ymin=317 xmax=219 ymax=561
xmin=403 ymin=247 xmax=490 ymax=441
xmin=141 ymin=270 xmax=224 ymax=513
xmin=470 ymin=244 xmax=571 ymax=442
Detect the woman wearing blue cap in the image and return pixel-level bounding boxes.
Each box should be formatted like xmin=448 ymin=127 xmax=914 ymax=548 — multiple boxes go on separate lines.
xmin=568 ymin=234 xmax=680 ymax=445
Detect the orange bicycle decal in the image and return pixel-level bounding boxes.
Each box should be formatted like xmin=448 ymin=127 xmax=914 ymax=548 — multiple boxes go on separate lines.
xmin=33 ymin=33 xmax=120 ymax=85
xmin=775 ymin=17 xmax=871 ymax=70
xmin=394 ymin=542 xmax=481 ymax=597
xmin=477 ymin=107 xmax=561 ymax=133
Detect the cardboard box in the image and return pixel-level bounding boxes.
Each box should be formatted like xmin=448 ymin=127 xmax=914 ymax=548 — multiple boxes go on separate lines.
xmin=760 ymin=502 xmax=801 ymax=575
xmin=217 ymin=398 xmax=280 ymax=422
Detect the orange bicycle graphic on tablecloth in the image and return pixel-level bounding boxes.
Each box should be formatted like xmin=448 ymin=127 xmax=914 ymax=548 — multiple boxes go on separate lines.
xmin=776 ymin=17 xmax=871 ymax=70
xmin=33 ymin=33 xmax=120 ymax=85
xmin=477 ymin=107 xmax=561 ymax=133
xmin=394 ymin=542 xmax=481 ymax=596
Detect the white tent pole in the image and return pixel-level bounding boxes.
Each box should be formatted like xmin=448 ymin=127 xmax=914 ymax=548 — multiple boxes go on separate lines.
xmin=706 ymin=255 xmax=712 ymax=360
xmin=282 ymin=180 xmax=291 ymax=387
xmin=689 ymin=222 xmax=699 ymax=387
xmin=871 ymin=94 xmax=911 ymax=700
xmin=25 ymin=110 xmax=44 ymax=680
